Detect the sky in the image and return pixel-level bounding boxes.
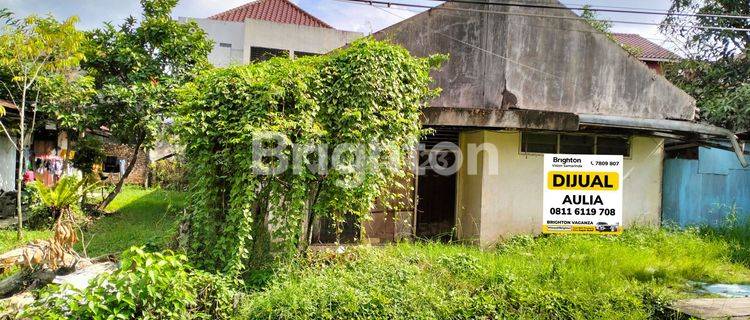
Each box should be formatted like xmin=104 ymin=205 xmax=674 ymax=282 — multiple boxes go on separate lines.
xmin=0 ymin=0 xmax=684 ymax=53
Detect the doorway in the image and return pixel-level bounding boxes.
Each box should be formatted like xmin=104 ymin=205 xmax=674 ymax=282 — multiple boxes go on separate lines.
xmin=416 ymin=127 xmax=459 ymax=241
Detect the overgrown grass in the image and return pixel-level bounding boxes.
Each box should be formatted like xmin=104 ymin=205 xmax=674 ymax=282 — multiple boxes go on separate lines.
xmin=240 ymin=227 xmax=750 ymax=319
xmin=76 ymin=186 xmax=186 ymax=257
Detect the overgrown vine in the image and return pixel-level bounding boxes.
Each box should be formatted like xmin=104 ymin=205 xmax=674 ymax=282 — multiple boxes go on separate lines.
xmin=175 ymin=38 xmax=445 ymax=279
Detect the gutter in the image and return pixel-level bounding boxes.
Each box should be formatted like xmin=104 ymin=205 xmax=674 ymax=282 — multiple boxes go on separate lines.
xmin=578 ymin=114 xmax=748 ymax=168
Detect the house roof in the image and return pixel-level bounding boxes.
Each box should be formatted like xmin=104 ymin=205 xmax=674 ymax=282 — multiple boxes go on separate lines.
xmin=208 ymin=0 xmax=332 ymax=28
xmin=612 ymin=33 xmax=680 ymax=61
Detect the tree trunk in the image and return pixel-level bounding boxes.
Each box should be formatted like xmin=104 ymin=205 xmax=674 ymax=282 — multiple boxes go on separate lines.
xmin=98 ymin=135 xmax=144 ymax=210
xmin=298 ymin=180 xmax=322 ymax=254
xmin=15 ymin=89 xmax=26 ymax=241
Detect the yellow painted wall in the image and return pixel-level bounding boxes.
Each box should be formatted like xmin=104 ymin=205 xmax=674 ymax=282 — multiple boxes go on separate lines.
xmin=456 ymin=130 xmax=664 ymax=245
xmin=455 ymin=130 xmax=484 ymax=243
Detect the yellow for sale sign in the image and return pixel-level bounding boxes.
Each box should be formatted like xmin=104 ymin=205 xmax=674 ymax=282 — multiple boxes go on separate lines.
xmin=543 ymin=154 xmax=623 ymax=235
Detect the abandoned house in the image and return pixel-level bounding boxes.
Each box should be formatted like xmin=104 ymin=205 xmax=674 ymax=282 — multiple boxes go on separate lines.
xmin=352 ymin=0 xmax=748 ymax=246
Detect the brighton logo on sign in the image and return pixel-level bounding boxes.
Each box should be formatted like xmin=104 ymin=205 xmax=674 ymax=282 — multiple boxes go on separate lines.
xmin=542 ymin=154 xmax=623 ymax=234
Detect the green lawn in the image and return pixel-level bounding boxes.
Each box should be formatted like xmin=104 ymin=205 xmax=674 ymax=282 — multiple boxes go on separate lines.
xmin=76 ymin=186 xmax=186 ymax=257
xmin=0 ymin=187 xmax=184 ymax=256
xmin=0 ymin=230 xmax=53 ymax=253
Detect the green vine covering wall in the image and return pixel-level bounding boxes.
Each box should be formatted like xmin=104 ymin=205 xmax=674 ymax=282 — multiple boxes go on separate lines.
xmin=175 ymin=38 xmax=445 ymax=279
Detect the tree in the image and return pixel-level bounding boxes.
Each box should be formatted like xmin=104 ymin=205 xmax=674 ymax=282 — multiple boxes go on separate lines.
xmin=580 ymin=6 xmax=641 ymax=56
xmin=661 ymin=0 xmax=749 ymax=131
xmin=83 ymin=0 xmax=212 ymax=209
xmin=0 ymin=13 xmax=85 ymax=239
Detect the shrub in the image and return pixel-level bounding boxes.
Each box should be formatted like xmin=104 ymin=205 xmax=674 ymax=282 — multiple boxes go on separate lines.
xmin=20 ymin=247 xmax=236 ymax=319
xmin=24 ymin=175 xmax=95 ymax=229
xmin=149 ymin=158 xmax=189 ymax=191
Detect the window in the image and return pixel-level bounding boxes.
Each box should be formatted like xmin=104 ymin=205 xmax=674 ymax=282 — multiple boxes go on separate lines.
xmin=596 ymin=136 xmax=630 ymax=156
xmin=103 ymin=156 xmax=119 ymax=173
xmin=294 ymin=51 xmax=318 ymax=58
xmin=559 ymin=134 xmax=594 ymax=154
xmin=521 ymin=133 xmax=557 ymax=153
xmin=250 ymin=46 xmax=288 ymax=62
xmin=520 ymin=132 xmax=630 ymax=156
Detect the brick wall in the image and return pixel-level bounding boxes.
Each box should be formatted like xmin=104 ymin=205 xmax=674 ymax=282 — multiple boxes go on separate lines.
xmin=100 ymin=139 xmax=148 ymax=185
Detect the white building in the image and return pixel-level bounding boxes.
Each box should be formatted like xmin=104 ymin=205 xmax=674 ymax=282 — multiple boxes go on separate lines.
xmin=180 ymin=0 xmax=362 ymax=67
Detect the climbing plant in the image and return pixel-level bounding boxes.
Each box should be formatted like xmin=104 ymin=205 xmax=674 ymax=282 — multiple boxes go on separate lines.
xmin=175 ymin=38 xmax=444 ymax=279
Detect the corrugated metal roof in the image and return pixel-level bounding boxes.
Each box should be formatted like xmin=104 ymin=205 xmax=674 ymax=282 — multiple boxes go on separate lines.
xmin=208 ymin=0 xmax=332 ymax=28
xmin=612 ymin=33 xmax=680 ymax=61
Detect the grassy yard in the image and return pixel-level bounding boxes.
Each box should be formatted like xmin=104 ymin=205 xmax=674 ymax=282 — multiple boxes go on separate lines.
xmin=0 ymin=186 xmax=185 ymax=257
xmin=240 ymin=227 xmax=750 ymax=319
xmin=3 ymin=186 xmax=750 ymax=319
xmin=76 ymin=186 xmax=186 ymax=257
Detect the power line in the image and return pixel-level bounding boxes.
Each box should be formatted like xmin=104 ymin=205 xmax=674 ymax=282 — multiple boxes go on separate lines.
xmin=428 ymin=0 xmax=750 ymax=21
xmin=337 ymin=0 xmax=750 ymax=32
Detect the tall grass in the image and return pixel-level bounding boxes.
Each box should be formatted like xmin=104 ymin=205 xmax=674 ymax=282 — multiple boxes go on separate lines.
xmin=240 ymin=226 xmax=750 ymax=319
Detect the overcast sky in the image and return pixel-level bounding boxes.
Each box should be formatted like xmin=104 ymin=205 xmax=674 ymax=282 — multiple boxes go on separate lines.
xmin=0 ymin=0 xmax=683 ymax=53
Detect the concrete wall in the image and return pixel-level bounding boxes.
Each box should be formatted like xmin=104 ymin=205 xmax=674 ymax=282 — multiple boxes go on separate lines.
xmin=243 ymin=19 xmax=361 ymax=60
xmin=455 ymin=131 xmax=484 ymax=242
xmin=455 ymin=130 xmax=664 ymax=245
xmin=182 ymin=17 xmax=362 ymax=67
xmin=374 ymin=0 xmax=695 ymax=121
xmin=0 ymin=137 xmax=15 ymax=192
xmin=181 ymin=18 xmax=245 ymax=67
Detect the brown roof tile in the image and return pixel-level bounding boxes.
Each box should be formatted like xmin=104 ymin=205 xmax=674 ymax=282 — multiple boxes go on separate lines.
xmin=208 ymin=0 xmax=332 ymax=28
xmin=612 ymin=33 xmax=680 ymax=61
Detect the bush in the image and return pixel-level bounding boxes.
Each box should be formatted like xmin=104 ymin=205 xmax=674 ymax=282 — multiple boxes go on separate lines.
xmin=20 ymin=247 xmax=236 ymax=319
xmin=149 ymin=158 xmax=188 ymax=191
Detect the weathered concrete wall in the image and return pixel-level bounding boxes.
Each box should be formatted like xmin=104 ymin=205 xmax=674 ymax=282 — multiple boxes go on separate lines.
xmin=455 ymin=130 xmax=663 ymax=245
xmin=375 ymin=0 xmax=695 ymax=121
xmin=0 ymin=137 xmax=15 ymax=192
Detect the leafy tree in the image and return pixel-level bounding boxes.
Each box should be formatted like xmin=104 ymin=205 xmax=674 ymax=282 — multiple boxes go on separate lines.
xmin=176 ymin=38 xmax=444 ymax=279
xmin=83 ymin=0 xmax=212 ymax=209
xmin=0 ymin=13 xmax=85 ymax=239
xmin=661 ymin=0 xmax=749 ymax=131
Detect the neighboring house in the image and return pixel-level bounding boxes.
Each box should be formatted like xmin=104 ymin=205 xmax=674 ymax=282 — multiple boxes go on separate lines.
xmin=0 ymin=99 xmax=17 ymax=192
xmin=353 ymin=0 xmax=746 ymax=245
xmin=179 ymin=0 xmax=362 ymax=67
xmin=612 ymin=33 xmax=680 ymax=75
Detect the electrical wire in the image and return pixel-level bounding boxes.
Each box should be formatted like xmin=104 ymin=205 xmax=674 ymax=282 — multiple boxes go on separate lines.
xmin=337 ymin=0 xmax=750 ymax=32
xmin=428 ymin=0 xmax=750 ymax=21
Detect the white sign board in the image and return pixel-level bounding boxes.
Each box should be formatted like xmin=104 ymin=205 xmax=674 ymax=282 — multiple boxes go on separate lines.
xmin=543 ymin=154 xmax=623 ymax=234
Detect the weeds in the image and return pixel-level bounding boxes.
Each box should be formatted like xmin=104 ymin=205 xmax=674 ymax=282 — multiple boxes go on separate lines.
xmin=240 ymin=226 xmax=750 ymax=319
